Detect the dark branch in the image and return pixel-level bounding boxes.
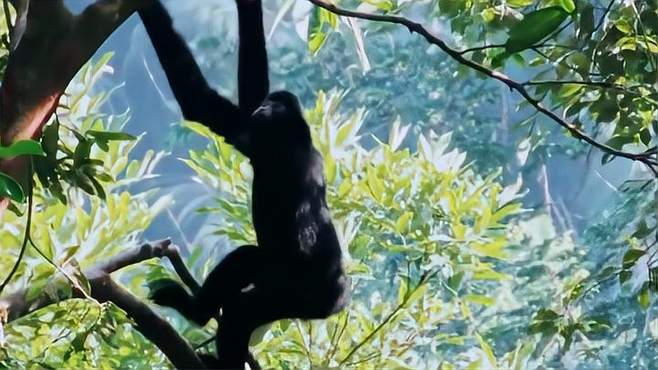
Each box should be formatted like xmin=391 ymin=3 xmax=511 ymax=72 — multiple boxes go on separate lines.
xmin=458 ymin=42 xmax=575 ymax=55
xmin=593 ymin=0 xmax=616 ymax=35
xmin=524 ymin=80 xmax=621 ymax=88
xmin=522 ymin=80 xmax=646 ymax=95
xmin=458 ymin=43 xmax=505 ymax=54
xmin=0 ymin=179 xmax=32 ymax=296
xmin=163 ymin=245 xmax=201 ymax=293
xmin=0 ymin=239 xmax=205 ymax=369
xmin=89 ymin=274 xmax=203 ymax=368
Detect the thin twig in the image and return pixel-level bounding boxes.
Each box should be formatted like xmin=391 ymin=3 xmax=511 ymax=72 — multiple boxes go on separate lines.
xmin=163 ymin=245 xmax=200 ymax=293
xmin=338 ymin=271 xmax=436 ymax=366
xmin=324 ymin=309 xmax=350 ymax=366
xmin=459 ymin=42 xmax=576 ymax=55
xmin=458 ymin=43 xmax=506 ymax=54
xmin=629 ymin=1 xmax=656 ymax=71
xmin=195 ymin=334 xmax=216 ymax=350
xmin=531 ymin=46 xmax=599 ymax=76
xmin=0 ymin=161 xmax=33 ymax=296
xmin=344 ymin=351 xmax=381 ymax=367
xmin=593 ymin=0 xmax=615 ymax=35
xmin=523 ymin=79 xmax=634 ymax=90
xmin=29 ymin=237 xmax=94 ymax=300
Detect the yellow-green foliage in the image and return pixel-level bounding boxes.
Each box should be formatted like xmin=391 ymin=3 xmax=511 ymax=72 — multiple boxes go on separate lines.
xmin=0 ymin=54 xmax=170 ymax=369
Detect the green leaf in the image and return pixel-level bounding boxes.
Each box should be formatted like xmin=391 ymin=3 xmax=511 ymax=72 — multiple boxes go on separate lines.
xmin=605 ymin=135 xmax=634 ymax=150
xmin=632 ymin=221 xmax=651 ymax=239
xmin=619 ymin=270 xmax=632 ymax=284
xmin=74 ymin=173 xmax=97 ymax=196
xmin=464 ymin=294 xmax=495 ymax=306
xmin=534 ymin=308 xmax=560 ymax=320
xmin=475 ymin=333 xmax=497 ymax=367
xmin=395 ymin=211 xmax=413 ymax=233
xmin=0 ymin=171 xmax=25 ymax=202
xmin=447 ymin=271 xmax=464 ymax=292
xmin=584 ymin=316 xmax=611 ymax=332
xmin=505 ymin=7 xmax=569 ymax=53
xmin=507 ymin=0 xmax=533 ymax=6
xmin=366 ymin=166 xmax=385 ymax=202
xmin=0 ymin=140 xmax=46 ymax=158
xmin=89 ymin=176 xmax=107 ymax=200
xmin=363 ymin=0 xmax=395 ymax=11
xmin=308 ymin=8 xmax=337 ymax=54
xmin=638 ymin=283 xmax=651 ymax=310
xmin=622 ymin=248 xmax=645 ymax=269
xmin=249 ymin=323 xmax=272 ymax=346
xmin=41 ymin=120 xmax=60 ymax=156
xmin=558 ymin=0 xmax=575 ymax=13
xmin=639 ymin=129 xmax=652 ymax=146
xmin=86 ymin=130 xmax=136 ymax=142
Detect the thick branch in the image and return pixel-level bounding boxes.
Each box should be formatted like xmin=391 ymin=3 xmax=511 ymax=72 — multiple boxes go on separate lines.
xmin=0 ymin=239 xmax=205 ymax=369
xmin=89 ymin=274 xmax=203 ymax=369
xmin=306 ymin=0 xmax=657 ymax=172
xmin=0 ymin=0 xmax=146 ymax=215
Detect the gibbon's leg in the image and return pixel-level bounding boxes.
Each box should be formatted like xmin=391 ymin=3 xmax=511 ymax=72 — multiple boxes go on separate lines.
xmin=189 ymin=245 xmax=264 ymax=325
xmin=211 ymin=256 xmax=349 ymax=368
xmin=214 ymin=286 xmax=300 ymax=369
xmin=151 ymin=245 xmax=263 ymax=326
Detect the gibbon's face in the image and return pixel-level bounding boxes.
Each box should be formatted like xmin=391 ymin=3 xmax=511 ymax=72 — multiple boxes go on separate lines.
xmin=251 ymin=90 xmax=302 ymax=123
xmin=250 ymin=90 xmax=310 ymax=151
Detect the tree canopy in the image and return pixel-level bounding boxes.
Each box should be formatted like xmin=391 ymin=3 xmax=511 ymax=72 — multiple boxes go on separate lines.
xmin=0 ymin=0 xmax=656 ymax=368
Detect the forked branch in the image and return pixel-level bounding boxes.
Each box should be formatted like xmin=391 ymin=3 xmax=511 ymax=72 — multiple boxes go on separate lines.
xmin=0 ymin=239 xmax=205 ymax=369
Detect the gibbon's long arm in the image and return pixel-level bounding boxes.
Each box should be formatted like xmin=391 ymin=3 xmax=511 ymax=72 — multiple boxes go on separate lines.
xmin=237 ymin=0 xmax=270 ymax=116
xmin=139 ymin=1 xmax=249 ymax=151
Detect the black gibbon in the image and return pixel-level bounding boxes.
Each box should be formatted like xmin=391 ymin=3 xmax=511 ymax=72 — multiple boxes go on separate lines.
xmin=139 ymin=0 xmax=349 ymax=367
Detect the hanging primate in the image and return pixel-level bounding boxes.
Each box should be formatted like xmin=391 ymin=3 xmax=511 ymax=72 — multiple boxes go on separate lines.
xmin=139 ymin=0 xmax=349 ymax=368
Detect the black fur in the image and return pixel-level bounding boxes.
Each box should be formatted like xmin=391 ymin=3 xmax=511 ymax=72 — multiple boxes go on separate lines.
xmin=139 ymin=1 xmax=349 ymax=368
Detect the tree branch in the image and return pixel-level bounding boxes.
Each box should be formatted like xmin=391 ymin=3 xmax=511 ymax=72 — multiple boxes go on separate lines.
xmin=0 ymin=0 xmax=147 ymax=215
xmin=523 ymin=80 xmax=623 ymax=88
xmin=522 ymin=79 xmax=647 ymax=96
xmin=306 ymin=0 xmax=657 ymax=173
xmin=458 ymin=42 xmax=575 ymax=55
xmin=0 ymin=239 xmax=205 ymax=369
xmin=458 ymin=43 xmax=506 ymax=54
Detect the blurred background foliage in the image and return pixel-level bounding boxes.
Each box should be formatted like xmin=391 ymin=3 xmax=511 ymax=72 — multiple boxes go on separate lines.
xmin=0 ymin=0 xmax=656 ymax=369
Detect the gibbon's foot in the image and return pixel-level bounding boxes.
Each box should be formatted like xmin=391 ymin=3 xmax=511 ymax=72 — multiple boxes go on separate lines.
xmin=149 ymin=279 xmax=209 ymax=326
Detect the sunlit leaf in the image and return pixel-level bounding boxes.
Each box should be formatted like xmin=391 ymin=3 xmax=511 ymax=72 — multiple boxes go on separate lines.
xmin=0 ymin=140 xmax=46 ymax=158
xmin=558 ymin=0 xmax=575 ymax=13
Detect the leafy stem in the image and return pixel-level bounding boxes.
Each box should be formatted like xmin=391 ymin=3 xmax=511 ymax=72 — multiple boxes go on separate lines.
xmin=338 ymin=270 xmax=436 ymax=366
xmin=0 ymin=158 xmax=32 ymax=296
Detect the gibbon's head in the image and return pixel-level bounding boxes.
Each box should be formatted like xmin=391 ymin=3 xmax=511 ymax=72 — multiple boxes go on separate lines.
xmin=250 ymin=90 xmax=312 ymax=153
